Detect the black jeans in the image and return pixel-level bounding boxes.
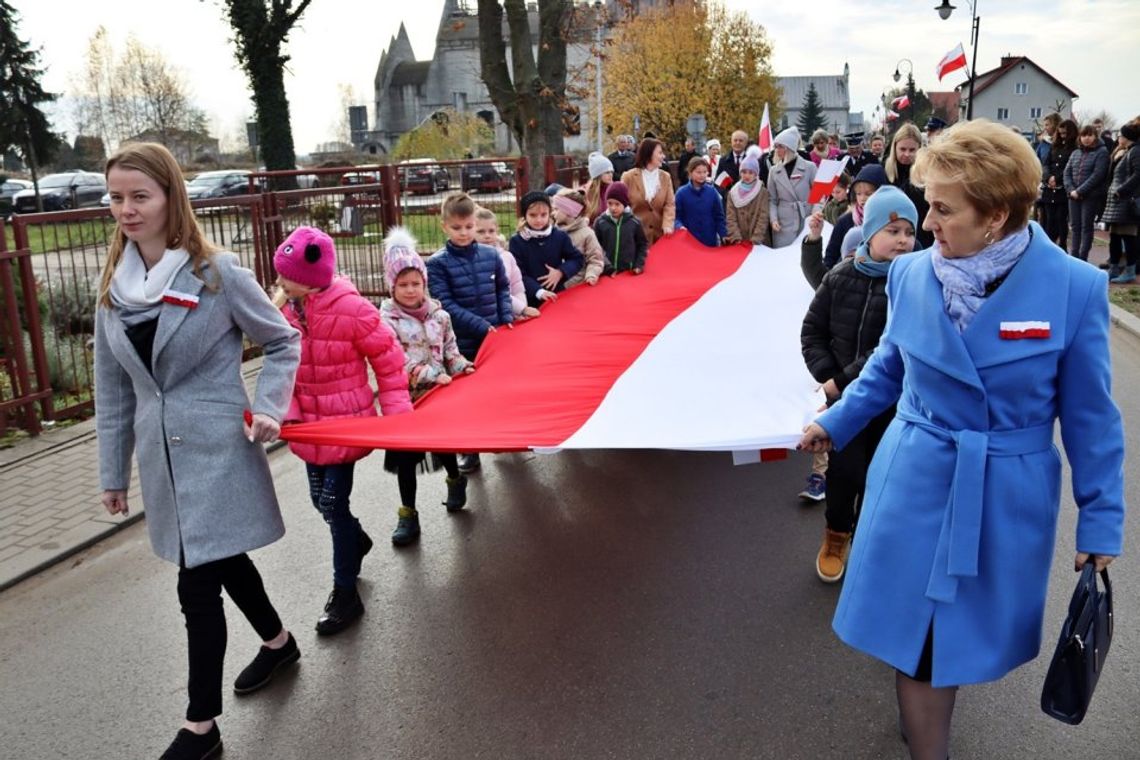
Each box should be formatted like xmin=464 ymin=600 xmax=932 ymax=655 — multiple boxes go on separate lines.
xmin=306 ymin=462 xmax=363 ymax=588
xmin=825 ymin=410 xmax=893 ymax=533
xmin=397 ymin=453 xmax=460 ymax=508
xmin=1040 ymin=202 xmax=1069 ymax=248
xmin=1068 ymin=197 xmax=1100 ymax=260
xmin=177 ymin=554 xmax=283 ymax=721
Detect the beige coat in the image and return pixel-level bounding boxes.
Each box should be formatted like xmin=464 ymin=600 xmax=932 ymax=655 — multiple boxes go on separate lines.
xmin=726 ymin=185 xmax=772 ymax=246
xmin=620 ymin=167 xmax=675 ymax=245
xmin=560 ymin=215 xmax=605 ymax=287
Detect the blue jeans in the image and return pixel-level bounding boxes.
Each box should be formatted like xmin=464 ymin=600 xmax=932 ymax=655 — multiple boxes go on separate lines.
xmin=1068 ymin=197 xmax=1099 ymax=260
xmin=306 ymin=462 xmax=362 ymax=588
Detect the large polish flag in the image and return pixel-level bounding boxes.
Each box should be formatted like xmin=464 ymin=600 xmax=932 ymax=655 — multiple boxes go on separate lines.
xmin=279 ymin=230 xmax=826 ymax=456
xmin=937 ymin=43 xmax=968 ymax=81
xmin=807 ymin=156 xmax=850 ymax=205
xmin=758 ymin=103 xmax=773 ymax=153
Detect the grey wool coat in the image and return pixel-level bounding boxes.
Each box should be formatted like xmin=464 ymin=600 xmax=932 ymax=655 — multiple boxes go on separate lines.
xmin=768 ymin=156 xmax=818 ymax=247
xmin=95 ymin=252 xmax=301 ymax=568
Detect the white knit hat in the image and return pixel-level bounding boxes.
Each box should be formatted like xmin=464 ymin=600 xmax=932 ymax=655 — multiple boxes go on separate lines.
xmin=705 ymin=138 xmax=721 ymax=151
xmin=773 ymin=127 xmax=801 ymax=151
xmin=588 ymin=151 xmax=614 ymax=179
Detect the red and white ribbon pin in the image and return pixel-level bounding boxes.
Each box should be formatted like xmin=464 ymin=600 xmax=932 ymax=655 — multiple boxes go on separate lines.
xmin=999 ymin=320 xmax=1049 ymax=339
xmin=162 ymin=289 xmax=199 ymax=309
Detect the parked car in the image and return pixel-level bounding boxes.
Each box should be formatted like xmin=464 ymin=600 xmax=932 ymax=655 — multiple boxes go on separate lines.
xmin=1 ymin=179 xmax=33 ymax=216
xmin=12 ymin=172 xmax=107 ymax=213
xmin=400 ymin=160 xmax=450 ymax=194
xmin=460 ymin=161 xmax=515 ymax=193
xmin=339 ymin=170 xmax=381 ymax=186
xmin=185 ymin=170 xmax=257 ymax=200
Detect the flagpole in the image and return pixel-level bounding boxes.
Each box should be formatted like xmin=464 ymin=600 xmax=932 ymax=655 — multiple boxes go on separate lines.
xmin=967 ymin=12 xmax=980 ymax=119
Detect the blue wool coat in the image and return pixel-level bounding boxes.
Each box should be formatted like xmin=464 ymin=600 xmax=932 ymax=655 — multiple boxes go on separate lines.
xmin=509 ymin=227 xmax=584 ymax=307
xmin=674 ymin=181 xmax=726 ymax=247
xmin=817 ymin=224 xmax=1124 ymax=687
xmin=427 ymin=241 xmax=513 ymax=360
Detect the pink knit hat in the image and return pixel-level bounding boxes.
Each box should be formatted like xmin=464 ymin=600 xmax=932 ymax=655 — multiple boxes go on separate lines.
xmin=274 ymin=226 xmax=336 ymax=288
xmin=383 ymin=227 xmax=427 ymax=290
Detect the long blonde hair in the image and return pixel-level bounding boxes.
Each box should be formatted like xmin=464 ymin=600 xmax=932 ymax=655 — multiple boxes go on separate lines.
xmin=585 ymin=175 xmax=611 ymax=223
xmin=884 ymin=123 xmax=924 ymax=184
xmin=98 ymin=142 xmax=218 ymax=307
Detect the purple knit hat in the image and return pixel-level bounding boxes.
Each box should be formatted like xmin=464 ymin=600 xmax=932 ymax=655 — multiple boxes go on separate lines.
xmin=605 ymin=181 xmax=630 ymax=208
xmin=383 ymin=227 xmax=427 ymax=290
xmin=274 ymin=226 xmax=336 ymax=288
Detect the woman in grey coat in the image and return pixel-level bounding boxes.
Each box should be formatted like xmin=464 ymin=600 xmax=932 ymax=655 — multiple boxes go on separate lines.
xmin=768 ymin=127 xmax=818 ymax=247
xmin=95 ymin=143 xmax=301 ymax=760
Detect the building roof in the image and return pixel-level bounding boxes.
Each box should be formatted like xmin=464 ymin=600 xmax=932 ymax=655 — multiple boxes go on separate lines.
xmin=928 ymin=91 xmax=961 ymax=121
xmin=777 ymin=75 xmax=850 ymax=111
xmin=957 ymin=56 xmax=1078 ymax=99
xmin=390 ymin=61 xmax=431 ymax=88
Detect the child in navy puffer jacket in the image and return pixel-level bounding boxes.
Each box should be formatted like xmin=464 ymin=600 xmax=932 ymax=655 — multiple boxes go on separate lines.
xmin=509 ymin=191 xmax=585 ymax=307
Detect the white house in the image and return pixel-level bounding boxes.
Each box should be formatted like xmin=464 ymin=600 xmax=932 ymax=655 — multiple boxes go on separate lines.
xmin=955 ymin=55 xmax=1078 ymax=131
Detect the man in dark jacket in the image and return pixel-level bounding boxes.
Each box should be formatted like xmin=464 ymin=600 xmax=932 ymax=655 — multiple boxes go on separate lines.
xmin=608 ymin=135 xmax=636 ymax=178
xmin=677 ymin=137 xmax=698 ymax=186
xmin=593 ymin=182 xmax=649 ymax=274
xmin=843 ymin=131 xmax=876 ymax=174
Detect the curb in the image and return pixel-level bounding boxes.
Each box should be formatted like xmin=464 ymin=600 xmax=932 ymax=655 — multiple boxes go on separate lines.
xmin=1109 ymin=303 xmax=1140 ymax=340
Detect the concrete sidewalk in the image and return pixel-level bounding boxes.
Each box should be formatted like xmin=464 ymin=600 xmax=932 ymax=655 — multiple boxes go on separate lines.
xmin=2 ymin=259 xmax=1139 ymax=593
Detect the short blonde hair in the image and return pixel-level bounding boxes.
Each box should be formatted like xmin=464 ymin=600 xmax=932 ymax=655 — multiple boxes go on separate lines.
xmin=473 ymin=205 xmax=497 ymax=222
xmin=440 ymin=191 xmax=476 ymax=220
xmin=912 ymin=119 xmax=1042 ymax=236
xmin=810 ymin=128 xmax=829 ymax=146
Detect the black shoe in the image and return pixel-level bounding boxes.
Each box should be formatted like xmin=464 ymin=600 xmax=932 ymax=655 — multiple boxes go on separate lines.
xmin=160 ymin=723 xmax=222 ymax=760
xmin=315 ymin=585 xmax=364 ymax=636
xmin=457 ymin=453 xmax=481 ymax=473
xmin=353 ymin=528 xmax=374 ymax=576
xmin=233 ymin=633 xmax=300 ymax=695
xmin=391 ymin=510 xmax=420 ymax=547
xmin=443 ymin=475 xmax=468 ymax=512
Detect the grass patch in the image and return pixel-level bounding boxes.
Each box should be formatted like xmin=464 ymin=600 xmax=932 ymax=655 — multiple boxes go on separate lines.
xmin=4 ymin=220 xmax=113 ymax=255
xmin=1109 ymin=284 xmax=1140 ymax=318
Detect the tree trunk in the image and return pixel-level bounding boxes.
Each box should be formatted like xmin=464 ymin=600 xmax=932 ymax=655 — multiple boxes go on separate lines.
xmin=250 ymin=64 xmax=297 ymax=173
xmin=537 ymin=0 xmax=570 ymax=157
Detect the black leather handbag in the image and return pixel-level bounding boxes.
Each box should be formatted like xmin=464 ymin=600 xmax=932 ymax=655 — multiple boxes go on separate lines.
xmin=1040 ymin=563 xmax=1113 ymax=725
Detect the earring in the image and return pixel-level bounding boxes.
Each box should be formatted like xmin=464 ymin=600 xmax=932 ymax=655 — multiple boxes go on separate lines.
xmin=984 ymin=228 xmax=996 ymax=245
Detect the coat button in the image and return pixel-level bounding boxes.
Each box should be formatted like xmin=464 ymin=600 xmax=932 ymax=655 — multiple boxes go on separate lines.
xmin=169 ymin=436 xmax=183 ymax=445
xmin=155 ymin=390 xmax=162 ymax=398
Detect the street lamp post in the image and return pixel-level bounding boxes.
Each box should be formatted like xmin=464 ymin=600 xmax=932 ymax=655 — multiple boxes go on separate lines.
xmin=893 ymin=59 xmax=915 ymax=122
xmin=594 ymin=1 xmax=605 ymax=153
xmin=935 ymin=0 xmax=980 ymax=120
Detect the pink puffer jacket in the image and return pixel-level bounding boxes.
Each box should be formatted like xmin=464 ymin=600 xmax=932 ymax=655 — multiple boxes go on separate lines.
xmin=282 ymin=277 xmax=412 ymax=464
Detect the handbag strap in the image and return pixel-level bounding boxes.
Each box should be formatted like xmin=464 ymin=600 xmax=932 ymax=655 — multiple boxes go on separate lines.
xmin=1099 ymin=566 xmax=1113 ymax=637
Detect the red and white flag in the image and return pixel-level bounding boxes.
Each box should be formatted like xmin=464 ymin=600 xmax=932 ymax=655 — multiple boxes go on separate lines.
xmin=937 ymin=43 xmax=968 ymax=81
xmin=714 ymin=171 xmax=734 ymax=190
xmin=892 ymin=95 xmax=911 ymax=110
xmin=886 ymin=109 xmax=901 ymax=122
xmin=807 ymin=157 xmax=850 ymax=205
xmin=999 ymin=321 xmax=1051 ymax=339
xmin=280 ymin=231 xmax=824 ymax=456
xmin=758 ymin=103 xmax=773 ymax=153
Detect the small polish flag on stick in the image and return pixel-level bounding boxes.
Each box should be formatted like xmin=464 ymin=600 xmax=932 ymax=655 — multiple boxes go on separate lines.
xmin=807 ymin=157 xmax=850 ymax=205
xmin=937 ymin=43 xmax=968 ymax=81
xmin=892 ymin=95 xmax=911 ymax=110
xmin=758 ymin=103 xmax=773 ymax=153
xmin=714 ymin=171 xmax=734 ymax=190
xmin=999 ymin=321 xmax=1051 ymax=339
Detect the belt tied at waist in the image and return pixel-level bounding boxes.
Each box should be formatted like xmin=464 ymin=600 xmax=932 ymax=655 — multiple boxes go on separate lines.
xmin=895 ymin=408 xmax=1055 ymax=604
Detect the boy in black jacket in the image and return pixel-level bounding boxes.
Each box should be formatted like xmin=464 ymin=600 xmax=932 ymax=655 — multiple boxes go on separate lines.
xmin=800 ymin=186 xmax=917 ymax=583
xmin=593 ymin=182 xmax=649 ymax=275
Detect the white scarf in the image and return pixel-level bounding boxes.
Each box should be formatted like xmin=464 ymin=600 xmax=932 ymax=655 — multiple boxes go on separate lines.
xmin=109 ymin=242 xmax=190 ymax=317
xmin=642 ymin=168 xmax=661 ymax=202
xmin=518 ymin=224 xmax=554 ymax=241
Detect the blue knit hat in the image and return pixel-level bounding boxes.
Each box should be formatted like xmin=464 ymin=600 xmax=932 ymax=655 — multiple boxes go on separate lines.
xmin=841 ymin=225 xmax=864 ymax=257
xmin=860 ymin=186 xmax=918 ymax=249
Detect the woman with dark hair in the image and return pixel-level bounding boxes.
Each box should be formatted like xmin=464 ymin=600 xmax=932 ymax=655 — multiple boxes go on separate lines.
xmin=799 ymin=120 xmax=1124 ymax=760
xmin=1063 ymin=124 xmax=1110 ymax=260
xmin=1040 ymin=118 xmax=1078 ymax=247
xmin=1102 ymin=120 xmax=1140 ymax=283
xmin=620 ymin=138 xmax=675 ymax=245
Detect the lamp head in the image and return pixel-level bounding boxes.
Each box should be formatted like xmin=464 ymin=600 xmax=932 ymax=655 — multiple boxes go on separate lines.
xmin=893 ymin=69 xmax=901 ymax=83
xmin=936 ymin=1 xmax=955 ymax=20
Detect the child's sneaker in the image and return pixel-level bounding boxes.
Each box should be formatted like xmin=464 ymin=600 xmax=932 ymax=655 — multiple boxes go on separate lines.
xmin=457 ymin=453 xmax=481 ymax=473
xmin=798 ymin=473 xmax=826 ymax=502
xmin=816 ymin=528 xmax=852 ymax=583
xmin=391 ymin=507 xmax=420 ymax=546
xmin=443 ymin=475 xmax=468 ymax=512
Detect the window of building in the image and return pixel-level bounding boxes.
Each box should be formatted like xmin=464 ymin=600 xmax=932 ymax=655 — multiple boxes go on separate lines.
xmin=1030 ymin=107 xmax=1042 ymax=119
xmin=1015 ymin=82 xmax=1028 ymax=95
xmin=997 ymin=107 xmax=1010 ymax=120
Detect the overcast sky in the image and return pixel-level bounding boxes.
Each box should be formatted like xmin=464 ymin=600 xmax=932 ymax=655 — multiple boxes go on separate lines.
xmin=12 ymin=0 xmax=1140 ymax=158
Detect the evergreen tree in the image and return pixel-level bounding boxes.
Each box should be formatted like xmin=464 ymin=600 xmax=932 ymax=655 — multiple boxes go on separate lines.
xmin=796 ymin=83 xmax=826 ymax=136
xmin=0 ymin=0 xmax=60 ymax=208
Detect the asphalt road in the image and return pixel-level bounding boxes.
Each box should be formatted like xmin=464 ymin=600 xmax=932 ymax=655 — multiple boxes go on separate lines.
xmin=2 ymin=329 xmax=1139 ymax=760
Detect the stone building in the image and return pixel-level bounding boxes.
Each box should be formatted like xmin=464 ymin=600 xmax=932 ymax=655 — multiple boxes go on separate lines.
xmin=367 ymin=0 xmax=681 ymax=156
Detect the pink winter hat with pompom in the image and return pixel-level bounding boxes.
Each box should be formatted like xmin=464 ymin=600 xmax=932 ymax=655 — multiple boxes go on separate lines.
xmin=383 ymin=227 xmax=427 ymax=290
xmin=274 ymin=226 xmax=336 ymax=288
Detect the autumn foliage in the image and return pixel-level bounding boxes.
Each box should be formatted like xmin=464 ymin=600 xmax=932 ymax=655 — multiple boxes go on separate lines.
xmin=603 ymin=2 xmax=781 ymax=152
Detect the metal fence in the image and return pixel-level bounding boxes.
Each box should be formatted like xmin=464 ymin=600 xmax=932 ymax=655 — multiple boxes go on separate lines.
xmin=0 ymin=156 xmax=582 ymax=434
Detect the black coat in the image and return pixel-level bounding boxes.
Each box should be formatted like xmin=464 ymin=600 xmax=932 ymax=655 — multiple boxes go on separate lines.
xmin=823 ymin=210 xmax=858 ymax=270
xmin=1041 ymin=141 xmax=1077 ymax=205
xmin=801 ymin=258 xmax=890 ymax=392
xmin=594 ymin=210 xmax=649 ymax=273
xmin=677 ymin=150 xmax=699 ymax=185
xmin=608 ymin=150 xmax=636 ymax=178
xmin=845 ymin=152 xmax=878 ymax=177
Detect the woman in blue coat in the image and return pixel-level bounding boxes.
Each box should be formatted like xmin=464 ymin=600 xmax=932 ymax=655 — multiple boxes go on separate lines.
xmin=799 ymin=120 xmax=1125 ymax=760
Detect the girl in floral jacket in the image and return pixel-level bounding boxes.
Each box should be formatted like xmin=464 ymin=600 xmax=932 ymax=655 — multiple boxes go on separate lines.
xmin=274 ymin=226 xmax=412 ymax=637
xmin=380 ymin=228 xmax=474 ymax=548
